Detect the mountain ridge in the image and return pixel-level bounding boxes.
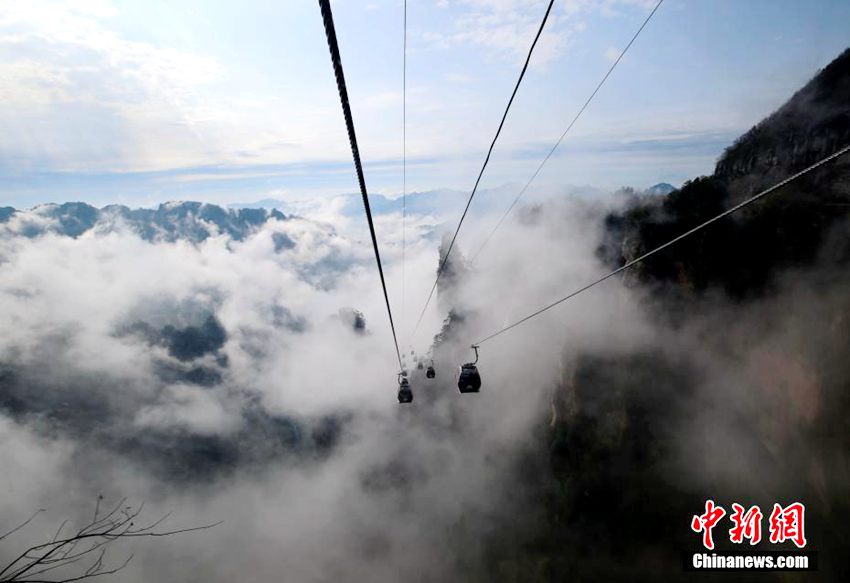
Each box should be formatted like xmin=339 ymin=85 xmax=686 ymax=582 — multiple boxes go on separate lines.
xmin=0 ymin=200 xmax=286 ymax=243
xmin=602 ymin=46 xmax=850 ymax=300
xmin=477 ymin=45 xmax=850 ymax=581
xmin=716 ymin=46 xmax=850 ymax=199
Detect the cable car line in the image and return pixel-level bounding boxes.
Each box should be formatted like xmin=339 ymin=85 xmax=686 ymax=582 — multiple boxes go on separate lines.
xmin=471 ymin=0 xmax=664 ymax=262
xmin=472 ymin=144 xmax=850 ymax=347
xmin=318 ymin=0 xmax=403 ymax=370
xmin=410 ymin=0 xmax=557 ymax=339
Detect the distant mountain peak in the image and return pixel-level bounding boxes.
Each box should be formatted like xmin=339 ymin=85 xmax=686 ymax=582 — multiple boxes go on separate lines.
xmin=646 ymin=183 xmax=676 ymax=196
xmin=1 ymin=200 xmax=286 ymax=243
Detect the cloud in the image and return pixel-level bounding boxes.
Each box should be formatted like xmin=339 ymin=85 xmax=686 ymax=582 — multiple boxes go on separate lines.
xmin=424 ymin=0 xmax=650 ymax=68
xmin=425 ymin=0 xmax=568 ymax=68
xmin=0 ymin=1 xmax=354 ymax=175
xmin=134 ymin=383 xmax=239 ymax=436
xmin=1 ymin=176 xmax=850 ymax=578
xmin=0 ymin=2 xmax=224 ymax=108
xmin=0 ymin=189 xmax=662 ymax=580
xmin=0 ymin=1 xmax=225 ymax=171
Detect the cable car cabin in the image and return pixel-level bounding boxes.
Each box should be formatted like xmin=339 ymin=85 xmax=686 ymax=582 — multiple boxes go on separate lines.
xmin=398 ymin=377 xmax=413 ymax=403
xmin=417 ymin=361 xmax=424 ymax=370
xmin=426 ymin=365 xmax=436 ymax=379
xmin=457 ymin=363 xmax=481 ymax=393
xmin=397 ymin=385 xmax=413 ymax=403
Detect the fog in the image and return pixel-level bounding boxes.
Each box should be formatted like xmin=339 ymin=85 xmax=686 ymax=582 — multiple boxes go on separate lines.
xmin=0 ymin=193 xmax=640 ymax=581
xmin=0 ymin=186 xmax=847 ymax=581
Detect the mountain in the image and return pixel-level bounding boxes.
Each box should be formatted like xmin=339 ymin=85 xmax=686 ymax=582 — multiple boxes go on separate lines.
xmin=0 ymin=201 xmax=286 ymax=243
xmin=340 ymin=190 xmax=455 ymax=217
xmin=715 ymin=47 xmax=850 ymax=199
xmin=230 ymin=189 xmax=475 ymax=219
xmin=465 ymin=47 xmax=850 ymax=581
xmin=228 ymin=198 xmax=290 ymax=210
xmin=645 ymin=182 xmax=675 ymax=196
xmin=230 ymin=184 xmax=607 ymax=221
xmin=602 ymin=47 xmax=850 ymax=301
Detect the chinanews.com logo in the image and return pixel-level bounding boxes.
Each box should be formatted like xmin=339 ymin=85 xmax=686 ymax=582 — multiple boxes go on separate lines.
xmin=683 ymin=500 xmax=817 ymax=572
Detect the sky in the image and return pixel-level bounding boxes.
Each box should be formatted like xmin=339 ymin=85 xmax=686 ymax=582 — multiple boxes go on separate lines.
xmin=1 ymin=0 xmax=849 ymax=209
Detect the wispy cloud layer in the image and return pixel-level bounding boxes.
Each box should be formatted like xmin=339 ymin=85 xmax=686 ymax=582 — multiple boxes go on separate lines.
xmin=1 ymin=0 xmax=848 ymax=207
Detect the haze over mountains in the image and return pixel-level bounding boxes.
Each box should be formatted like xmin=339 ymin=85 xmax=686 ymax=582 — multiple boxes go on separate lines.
xmin=475 ymin=46 xmax=850 ymax=580
xmin=0 ymin=46 xmax=849 ymax=583
xmin=0 ymin=201 xmax=283 ymax=242
xmin=230 ymin=183 xmax=677 ymax=219
xmin=0 ymin=182 xmax=677 ymax=246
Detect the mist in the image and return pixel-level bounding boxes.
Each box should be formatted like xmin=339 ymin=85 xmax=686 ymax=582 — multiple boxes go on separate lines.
xmin=0 ymin=192 xmax=642 ymax=581
xmin=0 ymin=168 xmax=848 ymax=581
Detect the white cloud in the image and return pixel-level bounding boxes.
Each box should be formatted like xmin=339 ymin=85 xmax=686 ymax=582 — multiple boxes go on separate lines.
xmin=0 ymin=184 xmax=838 ymax=581
xmin=135 ymin=384 xmax=239 ymax=435
xmin=0 ymin=2 xmax=223 ymax=103
xmin=0 ymin=1 xmax=352 ymax=174
xmin=424 ymin=0 xmax=648 ymax=68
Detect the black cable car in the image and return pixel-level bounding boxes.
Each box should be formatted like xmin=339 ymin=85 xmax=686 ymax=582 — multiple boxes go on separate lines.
xmin=457 ymin=346 xmax=481 ymax=393
xmin=426 ymin=363 xmax=436 ymax=379
xmin=397 ymin=373 xmax=413 ymax=404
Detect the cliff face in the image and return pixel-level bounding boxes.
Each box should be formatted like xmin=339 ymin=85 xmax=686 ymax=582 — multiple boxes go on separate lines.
xmin=486 ymin=48 xmax=850 ymax=581
xmin=715 ymin=47 xmax=850 ymax=198
xmin=599 ymin=49 xmax=850 ymax=303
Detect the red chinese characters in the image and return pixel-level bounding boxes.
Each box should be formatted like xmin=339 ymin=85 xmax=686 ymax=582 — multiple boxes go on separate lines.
xmin=691 ymin=501 xmax=807 ymax=549
xmin=691 ymin=500 xmax=726 ymax=550
xmin=768 ymin=502 xmax=807 ymax=548
xmin=729 ymin=503 xmax=763 ymax=545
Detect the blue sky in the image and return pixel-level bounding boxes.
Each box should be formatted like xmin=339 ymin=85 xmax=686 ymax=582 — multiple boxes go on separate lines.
xmin=1 ymin=0 xmax=848 ymax=209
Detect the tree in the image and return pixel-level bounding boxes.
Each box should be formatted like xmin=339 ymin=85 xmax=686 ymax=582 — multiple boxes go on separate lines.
xmin=0 ymin=497 xmax=219 ymax=582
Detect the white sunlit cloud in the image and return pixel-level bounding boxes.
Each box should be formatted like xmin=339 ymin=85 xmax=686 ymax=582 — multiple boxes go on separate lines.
xmin=425 ymin=0 xmax=656 ymax=69
xmin=0 ymin=0 xmax=352 ymax=174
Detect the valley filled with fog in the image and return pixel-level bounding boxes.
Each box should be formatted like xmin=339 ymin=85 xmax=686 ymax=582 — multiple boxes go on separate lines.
xmin=0 ymin=185 xmax=656 ymax=581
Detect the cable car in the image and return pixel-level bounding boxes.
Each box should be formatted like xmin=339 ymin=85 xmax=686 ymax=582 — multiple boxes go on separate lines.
xmin=457 ymin=346 xmax=481 ymax=393
xmin=457 ymin=364 xmax=480 ymax=393
xmin=426 ymin=363 xmax=436 ymax=379
xmin=417 ymin=361 xmax=424 ymax=370
xmin=397 ymin=373 xmax=413 ymax=403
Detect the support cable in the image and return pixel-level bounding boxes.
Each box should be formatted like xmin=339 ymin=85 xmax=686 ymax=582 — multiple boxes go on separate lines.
xmin=473 ymin=144 xmax=850 ymax=346
xmin=318 ymin=0 xmax=403 ymax=369
xmin=410 ymin=0 xmax=557 ymax=338
xmin=471 ymin=0 xmax=664 ymax=262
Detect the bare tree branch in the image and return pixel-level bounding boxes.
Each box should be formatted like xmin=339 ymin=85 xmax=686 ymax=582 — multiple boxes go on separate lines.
xmin=0 ymin=499 xmax=218 ymax=583
xmin=0 ymin=512 xmax=46 ymax=544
